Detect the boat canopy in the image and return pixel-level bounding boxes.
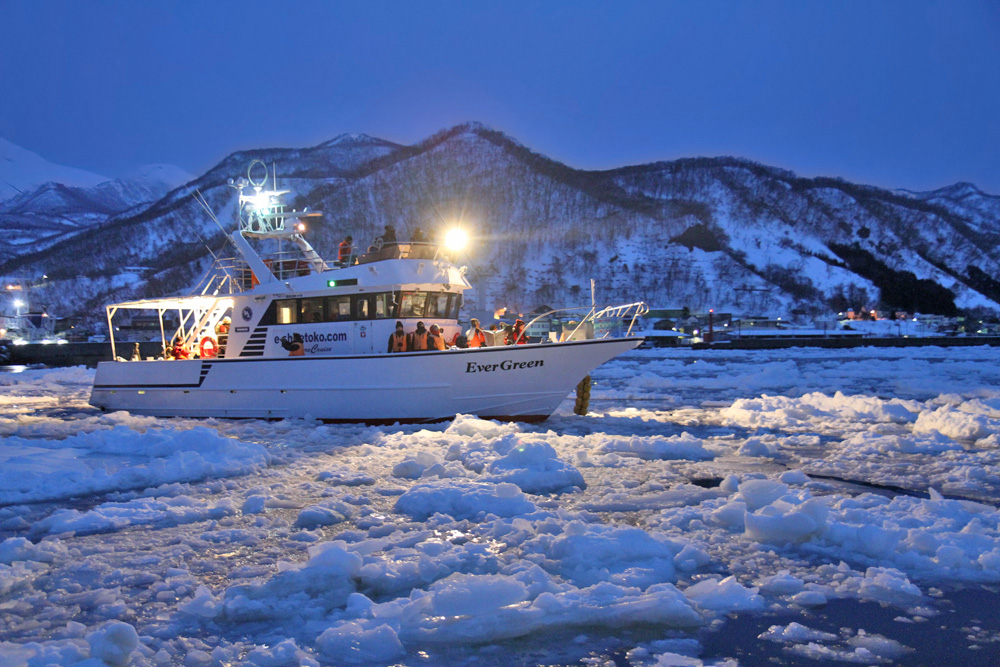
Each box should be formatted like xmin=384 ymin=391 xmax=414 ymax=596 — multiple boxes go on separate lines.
xmin=105 ymin=295 xmax=234 ymax=360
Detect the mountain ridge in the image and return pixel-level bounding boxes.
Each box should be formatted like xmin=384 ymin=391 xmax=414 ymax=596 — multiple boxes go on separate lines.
xmin=2 ymin=123 xmax=998 ymax=328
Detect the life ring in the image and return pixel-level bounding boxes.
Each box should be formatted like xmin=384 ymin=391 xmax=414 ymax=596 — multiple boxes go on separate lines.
xmin=199 ymin=336 xmax=218 ymax=359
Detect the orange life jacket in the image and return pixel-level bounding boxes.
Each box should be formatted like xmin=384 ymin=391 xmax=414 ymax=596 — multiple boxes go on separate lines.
xmin=428 ymin=333 xmax=446 ymax=350
xmin=467 ymin=329 xmax=486 ymax=347
xmin=511 ymin=325 xmax=527 ymax=345
xmin=410 ymin=330 xmax=428 ymax=350
xmin=389 ymin=332 xmax=407 ymax=352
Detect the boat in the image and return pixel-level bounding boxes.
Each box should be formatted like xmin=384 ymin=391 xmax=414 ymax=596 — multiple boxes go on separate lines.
xmin=89 ymin=161 xmax=646 ymax=423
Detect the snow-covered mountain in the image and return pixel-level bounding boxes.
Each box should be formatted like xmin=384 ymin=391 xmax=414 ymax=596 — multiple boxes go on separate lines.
xmin=2 ymin=123 xmax=998 ymax=325
xmin=0 ymin=138 xmax=109 ymax=200
xmin=0 ymin=140 xmax=193 ymax=263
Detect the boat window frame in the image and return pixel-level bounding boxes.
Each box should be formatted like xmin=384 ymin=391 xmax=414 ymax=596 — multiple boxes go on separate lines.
xmin=275 ymin=300 xmax=297 ymax=325
xmin=325 ymin=295 xmax=352 ymax=321
xmin=262 ymin=292 xmax=399 ymax=326
xmin=300 ymin=297 xmax=324 ymax=324
xmin=398 ymin=291 xmax=427 ymax=319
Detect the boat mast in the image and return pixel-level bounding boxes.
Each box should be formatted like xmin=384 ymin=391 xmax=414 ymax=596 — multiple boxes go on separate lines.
xmin=228 ymin=160 xmax=326 ymax=281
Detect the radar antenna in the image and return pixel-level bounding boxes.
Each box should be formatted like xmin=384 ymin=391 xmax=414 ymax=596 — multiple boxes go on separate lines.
xmin=227 ymin=160 xmax=327 ymax=276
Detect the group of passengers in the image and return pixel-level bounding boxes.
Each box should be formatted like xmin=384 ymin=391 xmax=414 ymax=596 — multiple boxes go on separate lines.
xmin=464 ymin=317 xmax=528 ymax=346
xmin=387 ymin=321 xmax=447 ymax=352
xmin=387 ymin=317 xmax=527 ymax=353
xmin=338 ymin=225 xmax=439 ymax=267
xmin=162 ymin=316 xmax=231 ymax=360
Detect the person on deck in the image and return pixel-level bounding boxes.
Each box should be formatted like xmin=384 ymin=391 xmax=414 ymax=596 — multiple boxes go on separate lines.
xmin=411 ymin=227 xmax=427 ymax=243
xmin=171 ymin=337 xmax=190 ymax=359
xmin=387 ymin=321 xmax=408 ymax=353
xmin=381 ymin=225 xmax=397 ymax=245
xmin=409 ymin=321 xmax=429 ymax=351
xmin=507 ymin=319 xmax=527 ymax=345
xmin=338 ymin=235 xmax=353 ymax=266
xmin=428 ymin=324 xmax=446 ymax=350
xmin=215 ymin=316 xmax=231 ymax=357
xmin=465 ymin=318 xmax=487 ymax=348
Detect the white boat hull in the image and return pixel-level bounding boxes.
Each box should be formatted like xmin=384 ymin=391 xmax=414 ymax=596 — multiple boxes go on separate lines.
xmin=90 ymin=338 xmax=642 ymax=422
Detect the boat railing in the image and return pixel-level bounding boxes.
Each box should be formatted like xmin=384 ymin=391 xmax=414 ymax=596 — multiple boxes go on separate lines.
xmin=521 ymin=301 xmax=648 ymax=344
xmin=193 ymin=257 xmax=246 ymax=295
xmin=591 ymin=301 xmax=649 ymax=337
xmin=217 ymin=247 xmax=330 ymax=289
xmin=355 ymin=240 xmax=446 ymax=265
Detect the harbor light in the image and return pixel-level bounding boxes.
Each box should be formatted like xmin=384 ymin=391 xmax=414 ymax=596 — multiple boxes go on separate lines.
xmin=443 ymin=227 xmax=469 ymax=252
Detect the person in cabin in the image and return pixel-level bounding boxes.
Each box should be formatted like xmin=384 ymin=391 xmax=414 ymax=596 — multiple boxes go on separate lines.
xmin=409 ymin=321 xmax=429 ymax=351
xmin=387 ymin=321 xmax=408 ymax=353
xmin=281 ymin=333 xmax=305 ymax=356
xmin=411 ymin=227 xmax=427 ymax=243
xmin=427 ymin=324 xmax=446 ymax=350
xmin=509 ymin=318 xmax=528 ymax=345
xmin=338 ymin=235 xmax=353 ymax=266
xmin=465 ymin=318 xmax=487 ymax=348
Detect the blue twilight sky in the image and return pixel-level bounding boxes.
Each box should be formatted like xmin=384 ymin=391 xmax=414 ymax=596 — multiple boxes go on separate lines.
xmin=1 ymin=0 xmax=998 ymax=193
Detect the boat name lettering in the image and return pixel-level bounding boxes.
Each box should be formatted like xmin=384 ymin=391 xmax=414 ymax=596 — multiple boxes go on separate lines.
xmin=465 ymin=359 xmax=544 ymax=373
xmin=275 ymin=332 xmax=348 ymax=345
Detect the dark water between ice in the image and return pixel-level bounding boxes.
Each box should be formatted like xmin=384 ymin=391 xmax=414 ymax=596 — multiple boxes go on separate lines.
xmin=696 ymin=585 xmax=1000 ymax=666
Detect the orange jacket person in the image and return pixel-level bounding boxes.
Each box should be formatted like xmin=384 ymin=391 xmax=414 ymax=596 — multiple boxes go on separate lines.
xmin=465 ymin=318 xmax=487 ymax=348
xmin=409 ymin=321 xmax=429 ymax=350
xmin=171 ymin=338 xmax=190 ymax=359
xmin=508 ymin=319 xmax=527 ymax=345
xmin=338 ymin=235 xmax=353 ymax=265
xmin=387 ymin=321 xmax=408 ymax=352
xmin=428 ymin=324 xmax=447 ymax=350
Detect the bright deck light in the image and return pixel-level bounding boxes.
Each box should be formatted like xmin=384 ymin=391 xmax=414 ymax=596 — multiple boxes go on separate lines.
xmin=443 ymin=228 xmax=468 ymax=252
xmin=253 ymin=191 xmax=271 ymax=211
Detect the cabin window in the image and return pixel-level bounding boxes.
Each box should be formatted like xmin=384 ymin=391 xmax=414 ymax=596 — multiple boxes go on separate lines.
xmin=352 ymin=294 xmax=370 ymax=320
xmin=373 ymin=293 xmax=390 ymax=319
xmin=267 ymin=291 xmax=437 ymax=326
xmin=426 ymin=293 xmax=451 ymax=318
xmin=276 ymin=300 xmax=297 ymax=324
xmin=325 ymin=296 xmax=352 ymax=321
xmin=300 ymin=298 xmax=324 ymax=324
xmin=398 ymin=292 xmax=426 ymax=318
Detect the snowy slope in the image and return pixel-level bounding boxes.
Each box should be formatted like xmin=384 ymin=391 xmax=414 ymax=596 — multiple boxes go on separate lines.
xmin=0 ymin=146 xmax=193 ymax=263
xmin=0 ymin=137 xmax=108 ymax=200
xmin=3 ymin=124 xmax=999 ymax=324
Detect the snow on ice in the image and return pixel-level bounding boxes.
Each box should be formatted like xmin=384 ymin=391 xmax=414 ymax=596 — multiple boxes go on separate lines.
xmin=1 ymin=347 xmax=1000 ymax=665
